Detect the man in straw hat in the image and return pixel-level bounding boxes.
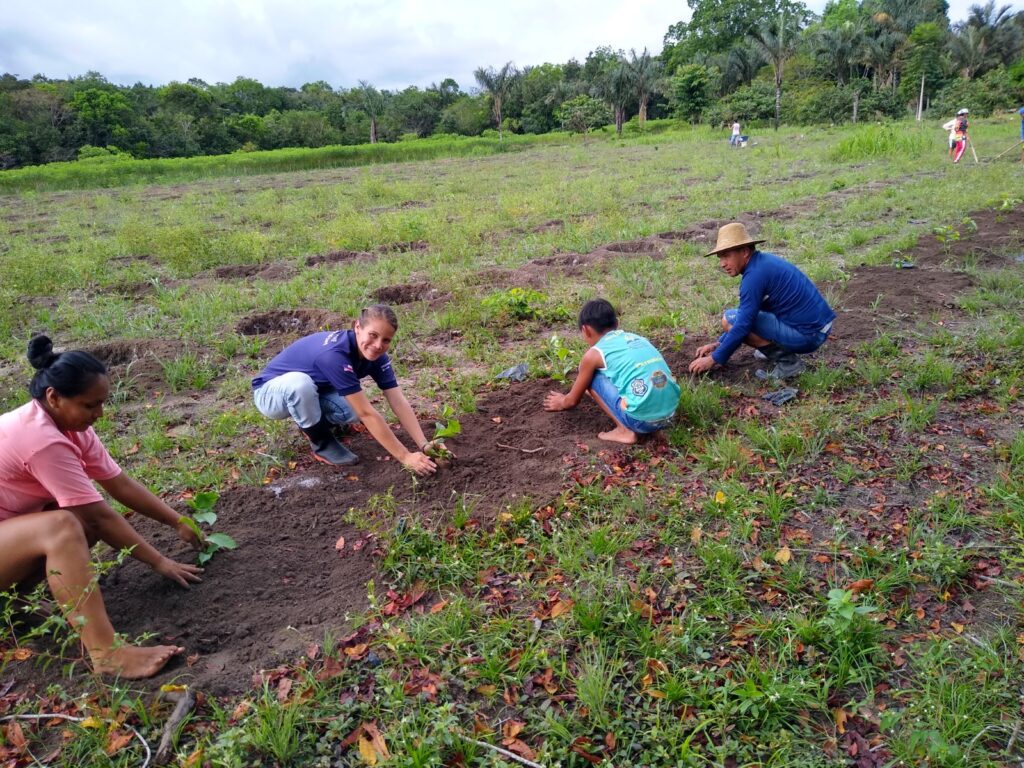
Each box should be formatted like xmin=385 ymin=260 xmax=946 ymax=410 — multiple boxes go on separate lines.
xmin=689 ymin=222 xmax=835 ymax=380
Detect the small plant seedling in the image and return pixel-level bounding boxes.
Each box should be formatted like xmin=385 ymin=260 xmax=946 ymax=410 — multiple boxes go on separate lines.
xmin=423 ymin=405 xmax=460 ymax=466
xmin=180 ymin=491 xmax=238 ymax=565
xmin=545 ymin=334 xmax=575 ymax=382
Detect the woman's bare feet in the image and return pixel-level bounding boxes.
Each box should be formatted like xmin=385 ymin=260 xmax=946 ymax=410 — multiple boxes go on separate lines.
xmin=91 ymin=643 xmax=183 ymax=679
xmin=598 ymin=426 xmax=638 ymax=444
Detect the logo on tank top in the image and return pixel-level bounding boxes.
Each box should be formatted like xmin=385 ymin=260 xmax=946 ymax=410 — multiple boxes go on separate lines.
xmin=630 ymin=377 xmax=648 ymax=397
xmin=651 ymin=370 xmax=668 ymax=389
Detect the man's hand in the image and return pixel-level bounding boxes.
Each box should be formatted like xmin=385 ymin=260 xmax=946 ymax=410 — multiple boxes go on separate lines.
xmin=153 ymin=556 xmax=204 ymax=588
xmin=695 ymin=342 xmax=719 ymax=358
xmin=543 ymin=391 xmax=569 ymax=411
xmin=422 ymin=439 xmax=455 ymax=459
xmin=402 ymin=451 xmax=437 ymax=476
xmin=689 ymin=355 xmax=718 ymax=374
xmin=175 ymin=518 xmax=205 ymax=550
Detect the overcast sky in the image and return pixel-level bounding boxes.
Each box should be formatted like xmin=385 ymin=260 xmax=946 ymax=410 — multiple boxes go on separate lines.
xmin=2 ymin=0 xmax=1021 ymax=93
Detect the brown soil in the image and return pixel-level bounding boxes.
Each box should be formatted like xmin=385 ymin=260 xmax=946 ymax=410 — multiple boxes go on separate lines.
xmin=236 ymin=309 xmax=347 ymax=336
xmin=375 ymin=240 xmax=429 ymax=254
xmin=204 ymin=263 xmax=297 ymax=281
xmin=371 ymin=282 xmax=444 ymax=305
xmin=89 ymin=380 xmax=610 ymax=694
xmin=86 ymin=339 xmax=186 ymax=391
xmin=306 ymin=249 xmax=373 ymax=267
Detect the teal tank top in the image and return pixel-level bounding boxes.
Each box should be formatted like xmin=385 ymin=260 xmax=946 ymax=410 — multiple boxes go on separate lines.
xmin=594 ymin=330 xmax=680 ymax=421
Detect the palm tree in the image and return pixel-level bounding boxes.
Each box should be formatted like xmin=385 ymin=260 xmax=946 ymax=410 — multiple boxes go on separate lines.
xmin=626 ymin=49 xmax=663 ymax=129
xmin=860 ymin=29 xmax=903 ymax=89
xmin=748 ymin=13 xmax=797 ymax=130
xmin=352 ymin=81 xmax=389 ymax=144
xmin=474 ymin=62 xmax=519 ymax=141
xmin=815 ymin=22 xmax=866 ymax=85
xmin=951 ymin=1 xmax=1023 ymax=75
xmin=599 ymin=60 xmax=633 ymax=136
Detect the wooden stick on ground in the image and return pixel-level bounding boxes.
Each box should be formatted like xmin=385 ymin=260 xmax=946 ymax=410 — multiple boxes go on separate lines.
xmin=497 ymin=443 xmax=547 ymax=454
xmin=460 ymin=735 xmax=547 ymax=768
xmin=155 ymin=688 xmax=197 ymax=764
xmin=992 ymin=139 xmax=1024 ymax=161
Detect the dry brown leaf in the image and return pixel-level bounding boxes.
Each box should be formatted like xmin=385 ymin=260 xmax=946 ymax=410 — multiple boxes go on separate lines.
xmin=774 ymin=546 xmax=792 ymax=564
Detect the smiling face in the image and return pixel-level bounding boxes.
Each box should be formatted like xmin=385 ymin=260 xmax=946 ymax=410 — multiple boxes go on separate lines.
xmin=354 ymin=317 xmax=396 ymax=361
xmin=45 ymin=374 xmax=110 ymax=432
xmin=717 ymin=245 xmax=754 ymax=278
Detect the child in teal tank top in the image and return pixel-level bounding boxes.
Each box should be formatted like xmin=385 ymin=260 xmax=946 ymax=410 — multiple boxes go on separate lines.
xmin=544 ymin=299 xmax=681 ymax=444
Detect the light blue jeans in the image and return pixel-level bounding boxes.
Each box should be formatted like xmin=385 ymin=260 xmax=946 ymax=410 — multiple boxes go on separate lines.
xmin=723 ymin=308 xmax=831 ymax=354
xmin=252 ymin=372 xmax=358 ymax=429
xmin=589 ymin=371 xmax=675 ymax=434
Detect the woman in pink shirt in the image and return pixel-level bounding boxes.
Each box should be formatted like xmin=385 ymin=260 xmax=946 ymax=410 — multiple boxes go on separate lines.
xmin=0 ymin=336 xmax=204 ymax=678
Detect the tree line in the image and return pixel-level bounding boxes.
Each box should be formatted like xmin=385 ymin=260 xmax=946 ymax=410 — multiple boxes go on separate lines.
xmin=2 ymin=0 xmax=1022 ymax=170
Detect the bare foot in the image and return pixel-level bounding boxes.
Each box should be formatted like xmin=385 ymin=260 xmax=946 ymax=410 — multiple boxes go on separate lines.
xmin=598 ymin=426 xmax=638 ymax=445
xmin=91 ymin=644 xmax=183 ymax=679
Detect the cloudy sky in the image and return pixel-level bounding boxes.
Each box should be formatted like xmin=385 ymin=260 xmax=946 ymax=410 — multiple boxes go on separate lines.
xmin=2 ymin=0 xmax=1020 ymax=92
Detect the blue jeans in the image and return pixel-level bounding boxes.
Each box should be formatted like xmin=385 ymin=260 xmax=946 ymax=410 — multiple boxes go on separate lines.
xmin=252 ymin=372 xmax=359 ymax=428
xmin=589 ymin=372 xmax=675 ymax=434
xmin=723 ymin=309 xmax=830 ymax=354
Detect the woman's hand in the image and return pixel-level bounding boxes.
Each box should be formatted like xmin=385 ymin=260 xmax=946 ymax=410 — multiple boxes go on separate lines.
xmin=175 ymin=518 xmax=205 ymax=550
xmin=402 ymin=451 xmax=437 ymax=476
xmin=543 ymin=391 xmax=569 ymax=411
xmin=153 ymin=556 xmax=204 ymax=588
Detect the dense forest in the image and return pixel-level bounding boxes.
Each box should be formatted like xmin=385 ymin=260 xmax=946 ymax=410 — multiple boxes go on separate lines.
xmin=2 ymin=0 xmax=1023 ymax=169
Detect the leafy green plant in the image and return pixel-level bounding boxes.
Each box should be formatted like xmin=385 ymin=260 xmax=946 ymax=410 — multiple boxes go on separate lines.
xmin=179 ymin=491 xmax=238 ymax=565
xmin=481 ymin=287 xmax=547 ymax=321
xmin=544 ymin=334 xmax=575 ymax=382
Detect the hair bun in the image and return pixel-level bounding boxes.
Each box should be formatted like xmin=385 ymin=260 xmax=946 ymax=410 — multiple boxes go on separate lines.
xmin=27 ymin=334 xmax=58 ymax=370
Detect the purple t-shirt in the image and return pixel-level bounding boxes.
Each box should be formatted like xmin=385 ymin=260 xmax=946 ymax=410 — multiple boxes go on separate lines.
xmin=252 ymin=330 xmax=398 ymax=395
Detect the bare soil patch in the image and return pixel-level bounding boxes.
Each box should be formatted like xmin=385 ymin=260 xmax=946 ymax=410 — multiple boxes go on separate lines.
xmin=236 ymin=309 xmax=346 ymax=336
xmin=375 ymin=240 xmax=429 ymax=254
xmin=85 ymin=380 xmax=609 ymax=694
xmin=86 ymin=339 xmax=186 ymax=391
xmin=203 ymin=263 xmax=296 ymax=281
xmin=305 ymin=249 xmax=373 ymax=267
xmin=371 ymin=282 xmax=445 ymax=305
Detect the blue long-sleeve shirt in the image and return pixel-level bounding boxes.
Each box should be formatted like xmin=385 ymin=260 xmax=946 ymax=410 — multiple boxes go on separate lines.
xmin=712 ymin=250 xmax=836 ymax=365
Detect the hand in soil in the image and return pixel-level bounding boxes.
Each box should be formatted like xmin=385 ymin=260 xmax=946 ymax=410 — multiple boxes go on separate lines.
xmin=402 ymin=451 xmax=437 ymax=476
xmin=176 ymin=518 xmax=206 ymax=550
xmin=91 ymin=643 xmax=184 ymax=679
xmin=153 ymin=556 xmax=204 ymax=587
xmin=543 ymin=391 xmax=570 ymax=411
xmin=423 ymin=440 xmax=455 ymax=460
xmin=688 ymin=355 xmax=717 ymax=374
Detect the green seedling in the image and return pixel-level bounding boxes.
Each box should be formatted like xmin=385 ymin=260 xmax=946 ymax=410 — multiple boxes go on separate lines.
xmin=422 ymin=405 xmax=460 ymax=464
xmin=545 ymin=334 xmax=574 ymax=382
xmin=180 ymin=491 xmax=238 ymax=565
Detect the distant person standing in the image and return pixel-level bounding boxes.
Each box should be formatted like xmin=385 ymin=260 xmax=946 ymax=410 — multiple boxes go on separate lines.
xmin=942 ymin=114 xmax=958 ymax=160
xmin=952 ymin=109 xmax=969 ymax=163
xmin=730 ymin=120 xmax=742 ymax=146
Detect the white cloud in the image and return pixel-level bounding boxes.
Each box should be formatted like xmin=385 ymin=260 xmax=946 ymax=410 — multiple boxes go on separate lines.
xmin=2 ymin=0 xmax=1021 ymax=92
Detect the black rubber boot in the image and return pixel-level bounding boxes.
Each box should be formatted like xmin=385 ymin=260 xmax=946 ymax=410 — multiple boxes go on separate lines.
xmin=300 ymin=419 xmax=359 ymax=466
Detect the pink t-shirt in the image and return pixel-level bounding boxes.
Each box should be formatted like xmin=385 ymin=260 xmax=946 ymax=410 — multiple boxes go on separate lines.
xmin=0 ymin=399 xmax=121 ymax=521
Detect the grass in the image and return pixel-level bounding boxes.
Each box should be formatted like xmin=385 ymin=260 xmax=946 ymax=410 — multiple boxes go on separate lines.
xmin=1 ymin=117 xmax=1023 ymax=766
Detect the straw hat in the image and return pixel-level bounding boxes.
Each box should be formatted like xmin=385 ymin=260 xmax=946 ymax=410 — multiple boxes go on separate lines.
xmin=706 ymin=222 xmax=765 ymax=257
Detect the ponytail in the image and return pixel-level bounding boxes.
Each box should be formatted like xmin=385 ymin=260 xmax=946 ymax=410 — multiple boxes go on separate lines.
xmin=27 ymin=335 xmax=107 ymax=400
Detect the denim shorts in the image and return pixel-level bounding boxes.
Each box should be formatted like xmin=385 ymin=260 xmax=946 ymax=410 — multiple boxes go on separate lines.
xmin=589 ymin=371 xmax=675 ymax=434
xmin=723 ymin=309 xmax=830 ymax=354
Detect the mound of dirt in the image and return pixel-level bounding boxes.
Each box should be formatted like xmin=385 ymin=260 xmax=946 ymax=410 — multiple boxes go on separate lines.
xmin=94 ymin=379 xmax=611 ymax=693
xmin=603 ymin=239 xmax=665 ymax=255
xmin=894 ymin=206 xmax=1024 ymax=269
xmin=86 ymin=339 xmax=186 ymax=390
xmin=206 ymin=263 xmax=296 ymax=281
xmin=371 ymin=282 xmax=441 ymax=305
xmin=306 ymin=249 xmax=372 ymax=267
xmin=375 ymin=240 xmax=429 ymax=254
xmin=236 ymin=309 xmax=346 ymax=336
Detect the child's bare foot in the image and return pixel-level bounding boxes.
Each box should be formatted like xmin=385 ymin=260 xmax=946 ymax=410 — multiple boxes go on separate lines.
xmin=91 ymin=644 xmax=183 ymax=678
xmin=598 ymin=426 xmax=638 ymax=444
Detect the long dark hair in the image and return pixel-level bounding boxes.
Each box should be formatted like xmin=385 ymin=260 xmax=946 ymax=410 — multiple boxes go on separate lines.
xmin=27 ymin=335 xmax=107 ymax=400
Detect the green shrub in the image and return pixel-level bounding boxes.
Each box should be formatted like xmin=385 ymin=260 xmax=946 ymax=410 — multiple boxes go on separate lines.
xmin=830 ymin=123 xmax=931 ymax=161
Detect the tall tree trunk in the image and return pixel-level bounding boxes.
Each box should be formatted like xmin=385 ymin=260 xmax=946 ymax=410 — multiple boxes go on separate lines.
xmin=852 ymin=89 xmax=859 ymax=124
xmin=495 ymin=99 xmax=503 ymax=142
xmin=774 ymin=71 xmax=782 ymax=131
xmin=616 ymin=107 xmax=624 ymax=136
xmin=638 ymin=96 xmax=648 ymax=129
xmin=370 ymin=117 xmax=377 ymax=144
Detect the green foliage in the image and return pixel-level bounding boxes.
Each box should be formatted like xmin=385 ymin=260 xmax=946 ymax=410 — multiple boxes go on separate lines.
xmin=669 ymin=64 xmax=712 ymax=119
xmin=830 ymin=124 xmax=930 ymax=160
xmin=554 ymin=95 xmax=611 ymax=133
xmin=481 ymin=287 xmax=549 ymax=321
xmin=931 ymin=65 xmax=1020 ymax=117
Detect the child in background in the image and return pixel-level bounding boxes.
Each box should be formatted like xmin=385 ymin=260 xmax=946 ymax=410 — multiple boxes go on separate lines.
xmin=544 ymin=299 xmax=680 ymax=444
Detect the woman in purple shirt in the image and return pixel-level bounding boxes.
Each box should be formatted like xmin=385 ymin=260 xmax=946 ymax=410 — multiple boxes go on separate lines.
xmin=252 ymin=305 xmax=439 ymax=475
